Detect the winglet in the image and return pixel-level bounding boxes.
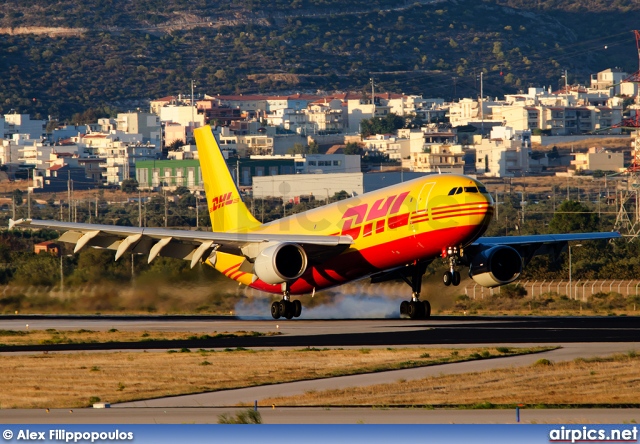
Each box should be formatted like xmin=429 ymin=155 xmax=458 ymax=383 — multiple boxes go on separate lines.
xmin=9 ymin=218 xmax=24 ymax=230
xmin=194 ymin=125 xmax=262 ymax=233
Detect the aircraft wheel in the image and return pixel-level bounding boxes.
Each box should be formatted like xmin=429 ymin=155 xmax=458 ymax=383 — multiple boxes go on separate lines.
xmin=270 ymin=301 xmax=281 ymax=319
xmin=278 ymin=301 xmax=287 ymax=317
xmin=408 ymin=301 xmax=424 ymax=319
xmin=400 ymin=300 xmax=409 ymax=316
xmin=452 ymin=271 xmax=461 ymax=286
xmin=443 ymin=271 xmax=452 ymax=286
xmin=284 ymin=306 xmax=294 ymax=319
xmin=422 ymin=300 xmax=431 ymax=319
xmin=293 ymin=300 xmax=302 ymax=318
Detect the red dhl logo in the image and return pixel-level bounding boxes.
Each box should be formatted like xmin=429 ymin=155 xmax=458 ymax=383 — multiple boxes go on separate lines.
xmin=340 ymin=191 xmax=409 ymax=240
xmin=210 ymin=192 xmax=239 ymax=212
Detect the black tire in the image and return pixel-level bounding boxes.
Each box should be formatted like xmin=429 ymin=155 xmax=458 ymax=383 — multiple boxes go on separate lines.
xmin=278 ymin=301 xmax=287 ymax=317
xmin=400 ymin=300 xmax=409 ymax=316
xmin=270 ymin=301 xmax=281 ymax=319
xmin=452 ymin=271 xmax=461 ymax=286
xmin=293 ymin=300 xmax=302 ymax=318
xmin=408 ymin=301 xmax=424 ymax=319
xmin=284 ymin=306 xmax=294 ymax=319
xmin=422 ymin=300 xmax=431 ymax=318
xmin=443 ymin=271 xmax=452 ymax=286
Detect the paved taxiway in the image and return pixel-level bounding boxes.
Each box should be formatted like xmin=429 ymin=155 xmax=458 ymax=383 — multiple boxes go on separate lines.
xmin=2 ymin=407 xmax=640 ymax=424
xmin=1 ymin=316 xmax=639 ymax=351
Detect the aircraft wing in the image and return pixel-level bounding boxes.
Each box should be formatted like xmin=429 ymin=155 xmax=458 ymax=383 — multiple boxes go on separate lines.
xmin=9 ymin=219 xmax=353 ymax=267
xmin=466 ymin=232 xmax=621 ymax=266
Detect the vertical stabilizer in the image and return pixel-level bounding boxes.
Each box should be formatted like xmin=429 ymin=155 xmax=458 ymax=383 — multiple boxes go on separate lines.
xmin=194 ymin=126 xmax=261 ymax=232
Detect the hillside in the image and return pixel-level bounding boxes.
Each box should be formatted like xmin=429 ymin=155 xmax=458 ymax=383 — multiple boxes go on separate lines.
xmin=1 ymin=0 xmax=639 ymax=120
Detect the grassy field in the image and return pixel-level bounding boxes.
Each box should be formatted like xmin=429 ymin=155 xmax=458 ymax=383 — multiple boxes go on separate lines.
xmin=261 ymin=352 xmax=640 ymax=408
xmin=0 ymin=345 xmax=549 ymax=409
xmin=0 ymin=329 xmax=274 ymax=347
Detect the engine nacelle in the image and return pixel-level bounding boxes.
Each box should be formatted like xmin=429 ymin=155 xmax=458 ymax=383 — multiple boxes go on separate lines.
xmin=469 ymin=245 xmax=523 ymax=288
xmin=253 ymin=242 xmax=308 ymax=285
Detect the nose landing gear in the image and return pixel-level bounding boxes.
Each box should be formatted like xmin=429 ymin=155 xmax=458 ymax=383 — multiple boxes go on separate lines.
xmin=442 ymin=246 xmax=462 ymax=287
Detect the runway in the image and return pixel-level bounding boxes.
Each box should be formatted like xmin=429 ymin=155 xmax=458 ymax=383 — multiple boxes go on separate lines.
xmin=2 ymin=315 xmax=639 ymax=424
xmin=1 ymin=315 xmax=639 ymax=352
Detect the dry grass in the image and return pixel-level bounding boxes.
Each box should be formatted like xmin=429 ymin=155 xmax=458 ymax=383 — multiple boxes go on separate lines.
xmin=0 ymin=329 xmax=272 ymax=347
xmin=0 ymin=346 xmax=546 ymax=409
xmin=262 ymin=353 xmax=640 ymax=407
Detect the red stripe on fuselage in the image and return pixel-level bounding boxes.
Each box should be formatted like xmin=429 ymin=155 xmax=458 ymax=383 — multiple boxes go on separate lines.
xmin=431 ymin=203 xmax=489 ymax=216
xmin=431 ymin=211 xmax=489 ymax=221
xmin=248 ymin=222 xmax=487 ymax=295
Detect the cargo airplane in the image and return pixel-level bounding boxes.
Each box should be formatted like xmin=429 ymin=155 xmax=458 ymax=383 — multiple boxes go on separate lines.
xmin=10 ymin=126 xmax=620 ymax=319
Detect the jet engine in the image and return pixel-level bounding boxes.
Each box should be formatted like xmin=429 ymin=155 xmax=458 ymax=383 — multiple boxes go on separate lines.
xmin=469 ymin=245 xmax=523 ymax=288
xmin=253 ymin=242 xmax=308 ymax=285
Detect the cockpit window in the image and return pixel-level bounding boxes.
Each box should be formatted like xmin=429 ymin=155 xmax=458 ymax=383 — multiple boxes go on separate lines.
xmin=449 ymin=187 xmax=460 ymax=196
xmin=478 ymin=186 xmax=488 ymax=193
xmin=464 ymin=186 xmax=478 ymax=193
xmin=456 ymin=187 xmax=463 ymax=194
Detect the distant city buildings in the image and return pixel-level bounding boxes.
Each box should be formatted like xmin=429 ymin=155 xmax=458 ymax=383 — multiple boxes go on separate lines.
xmin=1 ymin=66 xmax=639 ymax=198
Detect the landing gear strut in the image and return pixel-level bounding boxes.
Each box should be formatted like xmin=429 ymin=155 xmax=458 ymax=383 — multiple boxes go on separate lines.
xmin=442 ymin=246 xmax=461 ymax=287
xmin=270 ymin=290 xmax=302 ymax=320
xmin=398 ymin=261 xmax=431 ymax=320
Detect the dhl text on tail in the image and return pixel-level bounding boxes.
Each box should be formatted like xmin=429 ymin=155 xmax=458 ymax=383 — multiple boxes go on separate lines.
xmin=10 ymin=126 xmax=620 ymax=319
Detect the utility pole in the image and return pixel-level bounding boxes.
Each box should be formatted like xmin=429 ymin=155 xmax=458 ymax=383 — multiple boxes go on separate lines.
xmin=370 ymin=77 xmax=375 ymax=115
xmin=480 ymin=71 xmax=484 ymax=137
xmin=236 ymin=159 xmax=240 ymax=189
xmin=164 ymin=189 xmax=168 ymax=228
xmin=138 ymin=190 xmax=142 ymax=227
xmin=67 ymin=171 xmax=71 ymax=222
xmin=196 ymin=196 xmax=199 ymax=229
xmin=191 ymin=79 xmax=196 ymax=129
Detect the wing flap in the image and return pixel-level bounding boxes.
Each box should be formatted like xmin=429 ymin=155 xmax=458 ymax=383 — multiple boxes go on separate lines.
xmin=11 ymin=218 xmax=352 ymax=266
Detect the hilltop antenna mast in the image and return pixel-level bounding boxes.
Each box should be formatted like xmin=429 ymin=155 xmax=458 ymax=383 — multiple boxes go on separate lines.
xmin=614 ymin=131 xmax=640 ymax=240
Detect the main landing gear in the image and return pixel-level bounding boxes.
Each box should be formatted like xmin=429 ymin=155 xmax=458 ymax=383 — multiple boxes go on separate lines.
xmin=270 ymin=291 xmax=302 ymax=320
xmin=442 ymin=246 xmax=461 ymax=287
xmin=398 ymin=261 xmax=431 ymax=320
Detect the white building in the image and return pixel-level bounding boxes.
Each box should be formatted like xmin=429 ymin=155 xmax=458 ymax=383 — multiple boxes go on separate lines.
xmin=571 ymin=147 xmax=624 ymax=172
xmin=474 ymin=126 xmax=531 ymax=177
xmin=252 ymin=172 xmax=363 ymax=201
xmin=296 ymin=154 xmax=361 ymax=174
xmin=101 ymin=142 xmax=159 ymax=185
xmin=157 ymin=105 xmax=205 ymax=129
xmin=116 ymin=112 xmax=162 ymax=145
xmin=408 ymin=143 xmax=465 ymax=174
xmin=3 ymin=114 xmax=46 ymax=139
xmin=590 ymin=68 xmax=628 ymax=96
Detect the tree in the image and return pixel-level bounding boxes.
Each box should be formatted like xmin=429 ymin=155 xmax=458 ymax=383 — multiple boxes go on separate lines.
xmin=167 ymin=139 xmax=184 ymax=151
xmin=343 ymin=142 xmax=363 ymax=155
xmin=548 ymin=200 xmax=599 ymax=233
xmin=360 ymin=113 xmax=405 ymax=137
xmin=174 ymin=186 xmax=190 ymax=196
xmin=12 ymin=189 xmax=23 ymax=206
xmin=121 ymin=179 xmax=138 ymax=193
